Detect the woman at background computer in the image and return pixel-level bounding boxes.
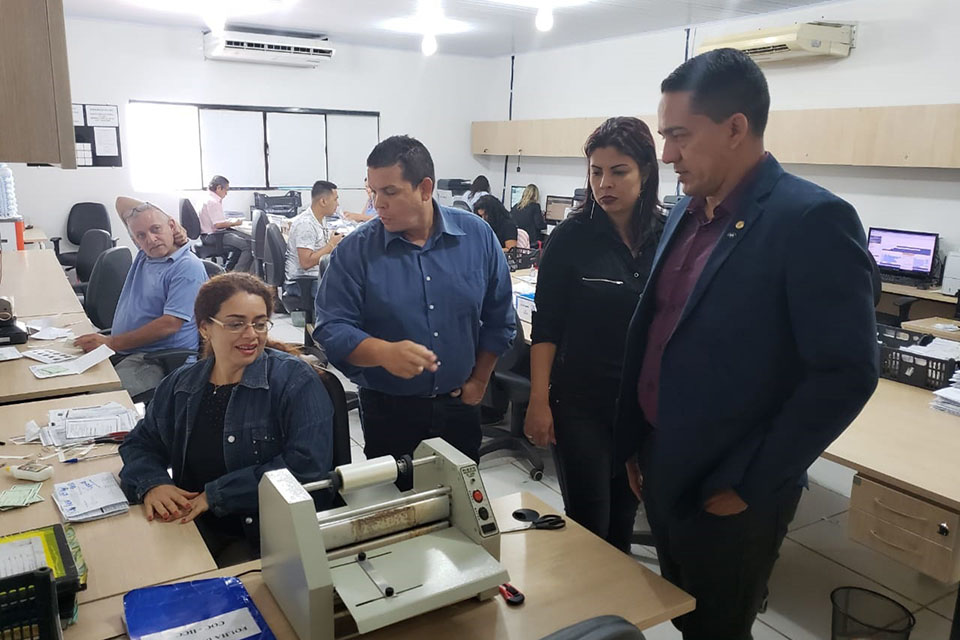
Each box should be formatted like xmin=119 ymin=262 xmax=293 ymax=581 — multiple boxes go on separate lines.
xmin=465 ymin=175 xmax=491 ymax=210
xmin=511 ymin=184 xmax=546 ymax=245
xmin=474 ymin=195 xmax=519 ymax=251
xmin=119 ymin=273 xmax=333 ymax=567
xmin=524 ymin=117 xmax=664 ymax=552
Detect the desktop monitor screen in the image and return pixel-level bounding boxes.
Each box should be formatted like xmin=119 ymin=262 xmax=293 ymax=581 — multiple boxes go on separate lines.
xmin=868 ymin=227 xmax=938 ymax=276
xmin=510 ymin=186 xmax=525 ymax=208
xmin=544 ymin=195 xmax=574 ymax=222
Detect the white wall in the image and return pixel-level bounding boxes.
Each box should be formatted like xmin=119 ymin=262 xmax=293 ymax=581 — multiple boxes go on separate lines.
xmin=503 ymin=0 xmax=960 ymax=253
xmin=9 ymin=18 xmax=508 ymax=250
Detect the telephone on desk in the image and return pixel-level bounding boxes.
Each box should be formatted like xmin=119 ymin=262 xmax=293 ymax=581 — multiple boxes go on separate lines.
xmin=0 ymin=296 xmax=28 ymax=345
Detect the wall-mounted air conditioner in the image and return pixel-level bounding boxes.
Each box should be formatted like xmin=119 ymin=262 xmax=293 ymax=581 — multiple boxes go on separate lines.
xmin=697 ymin=22 xmax=854 ymax=63
xmin=203 ymin=30 xmax=335 ymax=68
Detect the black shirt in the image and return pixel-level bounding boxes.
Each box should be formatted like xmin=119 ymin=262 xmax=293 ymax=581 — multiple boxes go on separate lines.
xmin=531 ymin=210 xmax=664 ymax=398
xmin=182 ymin=382 xmax=244 ymax=537
xmin=487 ymin=215 xmax=518 ymax=249
xmin=511 ymin=203 xmax=546 ymax=244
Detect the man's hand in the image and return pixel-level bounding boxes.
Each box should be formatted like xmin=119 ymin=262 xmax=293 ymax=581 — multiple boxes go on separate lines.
xmin=452 ymin=376 xmax=487 ymax=406
xmin=625 ymin=455 xmax=643 ymax=500
xmin=179 ymin=492 xmax=210 ymax=524
xmin=172 ymin=221 xmax=189 ymax=247
xmin=704 ymin=489 xmax=748 ymax=516
xmin=143 ymin=485 xmax=199 ymax=522
xmin=327 ymin=232 xmax=344 ymax=250
xmin=381 ymin=340 xmax=438 ymax=379
xmin=523 ymin=399 xmax=556 ymax=447
xmin=74 ymin=333 xmax=111 ymax=353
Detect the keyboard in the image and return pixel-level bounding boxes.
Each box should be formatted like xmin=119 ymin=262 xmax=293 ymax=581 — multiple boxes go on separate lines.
xmin=880 ymin=273 xmax=936 ymax=289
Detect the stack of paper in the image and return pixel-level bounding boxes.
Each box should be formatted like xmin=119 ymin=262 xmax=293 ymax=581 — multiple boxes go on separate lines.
xmin=29 ymin=344 xmax=113 ymax=380
xmin=931 ymin=372 xmax=960 ymax=418
xmin=52 ymin=472 xmax=129 ymax=522
xmin=901 ymin=338 xmax=960 ymax=361
xmin=0 ymin=482 xmax=45 ymax=511
xmin=39 ymin=401 xmax=139 ymax=446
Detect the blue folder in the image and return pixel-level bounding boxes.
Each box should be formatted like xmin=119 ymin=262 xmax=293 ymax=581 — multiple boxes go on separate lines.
xmin=123 ymin=577 xmax=275 ymax=640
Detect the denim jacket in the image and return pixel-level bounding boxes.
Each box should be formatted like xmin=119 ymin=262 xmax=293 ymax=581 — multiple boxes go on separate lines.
xmin=119 ymin=348 xmax=333 ymax=537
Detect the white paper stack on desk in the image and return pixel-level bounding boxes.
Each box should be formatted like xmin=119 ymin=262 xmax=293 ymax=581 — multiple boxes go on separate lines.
xmin=36 ymin=401 xmax=139 ymax=447
xmin=932 ymin=372 xmax=960 ymax=418
xmin=52 ymin=472 xmax=129 ymax=522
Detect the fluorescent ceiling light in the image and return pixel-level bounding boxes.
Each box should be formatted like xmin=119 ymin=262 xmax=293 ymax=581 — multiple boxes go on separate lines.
xmin=484 ymin=0 xmax=590 ymax=8
xmin=421 ymin=33 xmax=438 ymax=55
xmin=381 ymin=1 xmax=470 ymax=36
xmin=535 ymin=7 xmax=554 ymax=31
xmin=126 ymin=0 xmax=297 ymax=33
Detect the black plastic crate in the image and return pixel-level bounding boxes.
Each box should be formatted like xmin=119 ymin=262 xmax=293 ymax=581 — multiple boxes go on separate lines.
xmin=505 ymin=247 xmax=540 ymax=272
xmin=877 ymin=324 xmax=957 ymax=390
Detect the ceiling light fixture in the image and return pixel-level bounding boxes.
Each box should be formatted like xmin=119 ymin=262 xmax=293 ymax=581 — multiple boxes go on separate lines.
xmin=381 ymin=2 xmax=470 ymax=37
xmin=421 ymin=33 xmax=438 ymax=56
xmin=127 ymin=0 xmax=297 ymax=34
xmin=535 ymin=6 xmax=554 ymax=32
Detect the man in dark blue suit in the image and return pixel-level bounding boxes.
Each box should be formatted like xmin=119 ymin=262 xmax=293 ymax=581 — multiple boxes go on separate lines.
xmin=614 ymin=49 xmax=879 ymax=639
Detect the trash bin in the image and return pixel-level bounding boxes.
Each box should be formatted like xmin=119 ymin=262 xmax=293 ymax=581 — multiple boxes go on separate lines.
xmin=831 ymin=587 xmax=915 ymax=639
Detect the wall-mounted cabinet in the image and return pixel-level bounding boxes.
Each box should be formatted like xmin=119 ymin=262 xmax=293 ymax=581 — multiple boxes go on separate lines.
xmin=0 ymin=0 xmax=76 ymax=168
xmin=473 ymin=104 xmax=960 ymax=170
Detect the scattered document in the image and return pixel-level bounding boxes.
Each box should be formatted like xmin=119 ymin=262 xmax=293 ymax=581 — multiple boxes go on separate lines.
xmin=0 ymin=537 xmax=46 ymax=578
xmin=29 ymin=326 xmax=74 ymax=341
xmin=52 ymin=472 xmax=128 ymax=522
xmin=29 ymin=344 xmax=114 ymax=380
xmin=901 ymin=338 xmax=960 ymax=362
xmin=24 ymin=420 xmax=41 ymax=443
xmin=0 ymin=483 xmax=44 ymax=512
xmin=93 ymin=127 xmax=119 ymax=157
xmin=0 ymin=347 xmax=22 ymax=362
xmin=933 ymin=323 xmax=960 ymax=332
xmin=22 ymin=348 xmax=78 ymax=364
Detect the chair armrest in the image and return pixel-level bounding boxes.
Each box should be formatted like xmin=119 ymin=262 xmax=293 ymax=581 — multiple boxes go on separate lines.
xmin=891 ymin=296 xmax=919 ymax=308
xmin=142 ymin=349 xmax=199 ymax=374
xmin=50 ymin=237 xmax=62 ymax=256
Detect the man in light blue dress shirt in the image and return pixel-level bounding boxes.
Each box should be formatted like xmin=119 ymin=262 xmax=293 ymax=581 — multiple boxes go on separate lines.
xmin=314 ymin=136 xmax=516 ymax=462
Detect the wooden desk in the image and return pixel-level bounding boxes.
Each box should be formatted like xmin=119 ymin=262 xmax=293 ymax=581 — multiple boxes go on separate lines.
xmin=0 ymin=249 xmax=84 ymax=316
xmin=881 ymin=282 xmax=959 ymax=305
xmin=0 ymin=313 xmax=121 ymax=404
xmin=901 ymin=316 xmax=960 ymax=341
xmin=0 ymin=392 xmax=216 ymax=605
xmin=69 ymin=492 xmax=694 ymax=640
xmin=824 ymin=379 xmax=960 ymax=638
xmin=22 ymin=226 xmax=48 ymax=248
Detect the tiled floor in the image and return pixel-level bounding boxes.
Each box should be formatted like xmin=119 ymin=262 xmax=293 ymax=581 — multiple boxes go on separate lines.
xmin=270 ymin=314 xmax=957 ymax=639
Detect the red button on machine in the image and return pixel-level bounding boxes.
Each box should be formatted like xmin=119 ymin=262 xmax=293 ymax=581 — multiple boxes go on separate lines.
xmin=472 ymin=490 xmax=484 ymax=503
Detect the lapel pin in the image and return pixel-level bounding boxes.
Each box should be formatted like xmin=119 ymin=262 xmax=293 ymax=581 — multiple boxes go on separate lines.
xmin=735 ymin=220 xmax=745 ymax=229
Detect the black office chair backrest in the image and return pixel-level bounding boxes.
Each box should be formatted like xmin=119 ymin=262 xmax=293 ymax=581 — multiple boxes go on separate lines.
xmin=263 ymin=223 xmax=287 ymax=287
xmin=452 ymin=200 xmax=472 ymax=211
xmin=316 ymin=367 xmax=352 ymax=468
xmin=200 ymin=259 xmax=225 ymax=279
xmin=252 ymin=210 xmax=268 ymax=262
xmin=75 ymin=228 xmax=114 ymax=284
xmin=539 ymin=616 xmax=645 ymax=640
xmin=180 ymin=198 xmax=202 ymax=240
xmin=0 ymin=567 xmax=61 ymax=640
xmin=66 ymin=202 xmax=111 ymax=246
xmin=496 ymin=309 xmax=527 ymax=372
xmin=84 ymin=246 xmax=132 ymax=330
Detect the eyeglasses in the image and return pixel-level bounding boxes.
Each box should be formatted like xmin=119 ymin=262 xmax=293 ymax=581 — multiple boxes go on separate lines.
xmin=208 ymin=317 xmax=274 ymax=334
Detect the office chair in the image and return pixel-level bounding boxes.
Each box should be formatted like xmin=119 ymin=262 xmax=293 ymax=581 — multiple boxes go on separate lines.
xmin=871 ymin=252 xmax=919 ymax=327
xmin=72 ymin=229 xmax=115 ymax=298
xmin=201 ymin=258 xmax=225 ymax=279
xmin=452 ymin=200 xmax=472 ymax=211
xmin=51 ymin=202 xmax=112 ymax=270
xmin=0 ymin=567 xmax=62 ymax=640
xmin=251 ymin=210 xmax=268 ymax=278
xmin=480 ymin=311 xmax=544 ymax=480
xmin=180 ymin=198 xmax=227 ymax=262
xmin=315 ymin=368 xmax=353 ymax=468
xmin=539 ymin=616 xmax=645 ymax=640
xmin=83 ymin=247 xmax=132 ymax=330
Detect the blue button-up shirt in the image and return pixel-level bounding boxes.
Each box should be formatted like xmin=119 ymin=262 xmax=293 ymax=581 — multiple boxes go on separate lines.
xmin=314 ymin=202 xmax=516 ymax=396
xmin=112 ymin=243 xmax=208 ymax=353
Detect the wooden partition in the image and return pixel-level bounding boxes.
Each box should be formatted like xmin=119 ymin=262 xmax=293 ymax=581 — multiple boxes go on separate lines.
xmin=473 ymin=104 xmax=960 ymax=169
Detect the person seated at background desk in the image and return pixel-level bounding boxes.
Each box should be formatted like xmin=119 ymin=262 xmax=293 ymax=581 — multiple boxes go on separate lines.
xmin=464 ymin=174 xmax=491 ymax=211
xmin=119 ymin=273 xmax=333 ymax=567
xmin=342 ymin=177 xmax=378 ymax=223
xmin=199 ymin=175 xmax=254 ymax=273
xmin=511 ymin=183 xmax=546 ymax=246
xmin=525 ymin=117 xmax=664 ymax=553
xmin=74 ymin=198 xmax=208 ymax=399
xmin=284 ymin=180 xmax=345 ymax=301
xmin=474 ymin=195 xmax=520 ymax=251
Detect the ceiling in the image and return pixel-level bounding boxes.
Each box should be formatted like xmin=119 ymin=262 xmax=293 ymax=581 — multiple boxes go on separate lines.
xmin=63 ymin=0 xmax=834 ymax=57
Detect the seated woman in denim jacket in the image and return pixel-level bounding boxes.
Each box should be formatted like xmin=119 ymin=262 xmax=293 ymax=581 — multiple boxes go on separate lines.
xmin=119 ymin=272 xmax=333 ymax=566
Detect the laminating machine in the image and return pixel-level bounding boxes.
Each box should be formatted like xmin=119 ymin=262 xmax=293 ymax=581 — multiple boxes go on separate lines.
xmin=258 ymin=438 xmax=508 ymax=639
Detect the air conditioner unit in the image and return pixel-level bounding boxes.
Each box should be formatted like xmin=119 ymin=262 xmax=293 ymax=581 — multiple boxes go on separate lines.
xmin=697 ymin=22 xmax=854 ymax=63
xmin=203 ymin=30 xmax=335 ymax=68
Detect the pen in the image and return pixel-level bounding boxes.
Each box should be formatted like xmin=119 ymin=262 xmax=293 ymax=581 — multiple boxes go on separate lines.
xmin=63 ymin=452 xmax=120 ymax=464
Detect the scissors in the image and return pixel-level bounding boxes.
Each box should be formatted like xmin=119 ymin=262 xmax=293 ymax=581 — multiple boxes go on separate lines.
xmin=500 ymin=508 xmax=566 ymax=533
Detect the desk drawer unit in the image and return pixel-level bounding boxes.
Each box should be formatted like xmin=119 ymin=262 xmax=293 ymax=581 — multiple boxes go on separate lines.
xmin=850 ymin=475 xmax=960 ymax=583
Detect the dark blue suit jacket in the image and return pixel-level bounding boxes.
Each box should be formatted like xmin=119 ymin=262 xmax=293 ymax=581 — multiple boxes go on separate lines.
xmin=613 ymin=155 xmax=879 ymax=517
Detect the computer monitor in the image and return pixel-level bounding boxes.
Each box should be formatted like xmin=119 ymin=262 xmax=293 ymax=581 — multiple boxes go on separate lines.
xmin=544 ymin=195 xmax=574 ymax=222
xmin=867 ymin=227 xmax=939 ymax=277
xmin=510 ymin=186 xmax=526 ymax=208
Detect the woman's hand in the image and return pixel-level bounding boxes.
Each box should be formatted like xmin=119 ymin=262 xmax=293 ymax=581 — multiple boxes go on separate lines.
xmin=179 ymin=492 xmax=210 ymax=524
xmin=144 ymin=485 xmax=199 ymax=522
xmin=523 ymin=399 xmax=556 ymax=447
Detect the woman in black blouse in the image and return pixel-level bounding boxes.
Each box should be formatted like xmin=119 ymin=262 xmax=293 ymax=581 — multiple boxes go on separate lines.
xmin=524 ymin=117 xmax=664 ymax=551
xmin=474 ymin=195 xmax=518 ymax=251
xmin=510 ymin=184 xmax=546 ymax=245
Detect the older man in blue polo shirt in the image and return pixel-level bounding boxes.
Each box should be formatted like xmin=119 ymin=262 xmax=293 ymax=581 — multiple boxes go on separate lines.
xmin=74 ymin=197 xmax=208 ymax=397
xmin=314 ymin=135 xmax=515 ymax=463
